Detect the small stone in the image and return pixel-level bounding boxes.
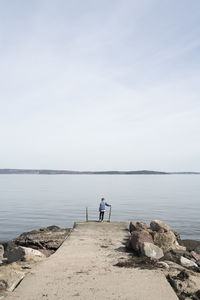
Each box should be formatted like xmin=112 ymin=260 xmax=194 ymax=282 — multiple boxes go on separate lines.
xmin=0 ymin=280 xmax=7 ymax=291
xmin=0 ymin=291 xmax=7 ymax=299
xmin=141 ymin=242 xmax=164 ymax=259
xmin=0 ymin=266 xmax=25 ymax=292
xmin=156 ymin=261 xmax=169 ymax=269
xmin=180 ymin=256 xmax=198 ymax=268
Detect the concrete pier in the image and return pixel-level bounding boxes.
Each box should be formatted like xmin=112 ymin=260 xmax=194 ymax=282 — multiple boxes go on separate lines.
xmin=6 ymin=222 xmax=178 ymax=300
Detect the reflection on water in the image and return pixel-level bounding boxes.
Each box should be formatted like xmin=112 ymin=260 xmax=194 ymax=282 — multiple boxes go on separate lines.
xmin=0 ymin=175 xmax=200 ymax=241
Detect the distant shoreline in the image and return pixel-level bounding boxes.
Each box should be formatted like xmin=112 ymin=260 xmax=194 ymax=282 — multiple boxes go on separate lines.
xmin=0 ymin=169 xmax=200 ymax=175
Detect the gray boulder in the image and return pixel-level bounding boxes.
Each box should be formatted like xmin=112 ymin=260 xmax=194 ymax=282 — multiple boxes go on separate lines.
xmin=20 ymin=247 xmax=45 ymax=262
xmin=130 ymin=230 xmax=153 ymax=252
xmin=140 ymin=242 xmax=164 ymax=259
xmin=180 ymin=256 xmax=198 ymax=269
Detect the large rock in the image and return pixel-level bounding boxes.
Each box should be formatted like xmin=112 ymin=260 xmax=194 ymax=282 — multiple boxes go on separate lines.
xmin=162 ymin=249 xmax=193 ymax=264
xmin=153 ymin=231 xmax=186 ymax=253
xmin=150 ymin=220 xmax=171 ymax=232
xmin=180 ymin=256 xmax=198 ymax=269
xmin=129 ymin=222 xmax=147 ymax=232
xmin=3 ymin=243 xmax=25 ymax=264
xmin=140 ymin=242 xmax=164 ymax=259
xmin=12 ymin=225 xmax=71 ymax=250
xmin=130 ymin=230 xmax=153 ymax=252
xmin=0 ymin=264 xmax=25 ymax=292
xmin=4 ymin=245 xmax=47 ymax=264
xmin=20 ymin=247 xmax=45 ymax=262
xmin=167 ymin=269 xmax=200 ymax=300
xmin=5 ymin=244 xmax=46 ymax=264
xmin=179 ymin=239 xmax=200 ymax=253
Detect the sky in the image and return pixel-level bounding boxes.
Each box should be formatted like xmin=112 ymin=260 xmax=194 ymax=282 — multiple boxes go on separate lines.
xmin=0 ymin=0 xmax=200 ymax=171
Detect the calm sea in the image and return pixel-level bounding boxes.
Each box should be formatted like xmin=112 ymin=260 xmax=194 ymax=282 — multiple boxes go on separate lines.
xmin=0 ymin=175 xmax=199 ymax=241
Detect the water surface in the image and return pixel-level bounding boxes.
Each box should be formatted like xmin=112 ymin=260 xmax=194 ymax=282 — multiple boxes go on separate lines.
xmin=0 ymin=175 xmax=199 ymax=241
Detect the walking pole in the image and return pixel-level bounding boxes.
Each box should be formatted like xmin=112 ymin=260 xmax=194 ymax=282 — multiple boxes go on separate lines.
xmin=108 ymin=206 xmax=112 ymax=222
xmin=86 ymin=207 xmax=88 ymax=222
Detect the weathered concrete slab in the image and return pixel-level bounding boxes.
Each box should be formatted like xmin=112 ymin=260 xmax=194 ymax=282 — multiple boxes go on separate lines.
xmin=5 ymin=222 xmax=178 ymax=300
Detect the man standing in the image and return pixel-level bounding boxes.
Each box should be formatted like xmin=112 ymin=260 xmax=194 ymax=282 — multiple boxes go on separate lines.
xmin=99 ymin=198 xmax=111 ymax=222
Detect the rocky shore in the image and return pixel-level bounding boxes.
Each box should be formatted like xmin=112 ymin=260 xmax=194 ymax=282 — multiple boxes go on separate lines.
xmin=0 ymin=221 xmax=200 ymax=300
xmin=0 ymin=226 xmax=71 ymax=298
xmin=118 ymin=220 xmax=200 ymax=300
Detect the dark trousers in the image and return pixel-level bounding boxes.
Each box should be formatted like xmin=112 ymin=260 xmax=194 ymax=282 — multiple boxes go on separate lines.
xmin=99 ymin=211 xmax=104 ymax=221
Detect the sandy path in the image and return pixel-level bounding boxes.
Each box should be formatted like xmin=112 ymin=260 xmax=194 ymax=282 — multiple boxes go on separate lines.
xmin=6 ymin=222 xmax=178 ymax=300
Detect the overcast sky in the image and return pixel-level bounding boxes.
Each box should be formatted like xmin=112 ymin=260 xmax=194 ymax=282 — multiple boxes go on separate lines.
xmin=0 ymin=0 xmax=200 ymax=171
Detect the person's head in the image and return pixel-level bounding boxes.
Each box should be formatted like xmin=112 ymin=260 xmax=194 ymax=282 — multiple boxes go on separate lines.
xmin=101 ymin=198 xmax=104 ymax=202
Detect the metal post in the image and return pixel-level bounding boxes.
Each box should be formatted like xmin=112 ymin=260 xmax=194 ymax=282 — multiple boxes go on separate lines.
xmin=86 ymin=207 xmax=88 ymax=222
xmin=108 ymin=206 xmax=112 ymax=222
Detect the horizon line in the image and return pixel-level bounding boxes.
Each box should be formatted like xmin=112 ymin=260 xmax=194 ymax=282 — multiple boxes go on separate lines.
xmin=0 ymin=168 xmax=200 ymax=174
